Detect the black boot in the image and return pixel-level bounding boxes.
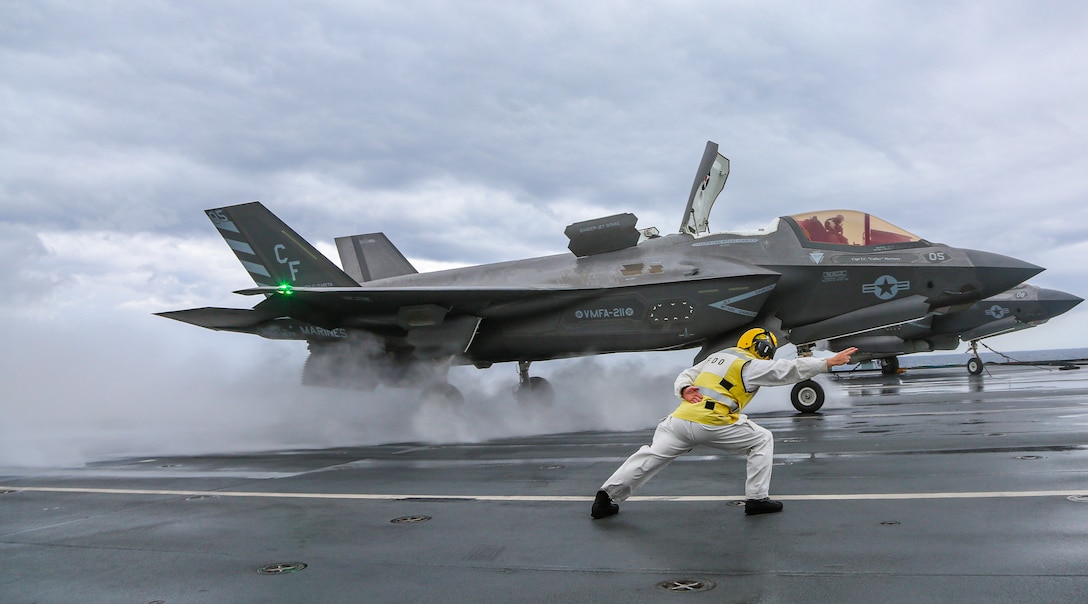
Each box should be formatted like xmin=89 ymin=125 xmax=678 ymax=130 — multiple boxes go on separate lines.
xmin=591 ymin=490 xmax=619 ymax=519
xmin=744 ymin=497 xmax=783 ymax=515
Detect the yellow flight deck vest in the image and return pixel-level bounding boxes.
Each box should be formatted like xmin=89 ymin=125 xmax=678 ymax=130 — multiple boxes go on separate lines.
xmin=671 ymin=347 xmax=759 ymax=426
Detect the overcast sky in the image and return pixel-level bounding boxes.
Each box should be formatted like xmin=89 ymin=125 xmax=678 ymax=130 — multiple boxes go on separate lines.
xmin=3 ymin=1 xmax=1087 ymax=467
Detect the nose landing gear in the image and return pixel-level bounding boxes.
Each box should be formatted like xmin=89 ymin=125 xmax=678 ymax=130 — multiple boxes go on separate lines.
xmin=879 ymin=356 xmax=900 ymax=376
xmin=967 ymin=341 xmax=984 ymax=375
xmin=790 ymin=344 xmax=826 ymax=413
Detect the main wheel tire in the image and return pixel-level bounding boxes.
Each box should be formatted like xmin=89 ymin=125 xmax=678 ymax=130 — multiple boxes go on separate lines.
xmin=302 ymin=351 xmax=342 ymax=387
xmin=515 ymin=376 xmax=555 ymax=405
xmin=879 ymin=356 xmax=900 ymax=376
xmin=791 ymin=380 xmax=825 ymax=414
xmin=418 ymin=383 xmax=465 ymax=406
xmin=301 ymin=350 xmax=380 ymax=390
xmin=967 ymin=356 xmax=983 ymax=375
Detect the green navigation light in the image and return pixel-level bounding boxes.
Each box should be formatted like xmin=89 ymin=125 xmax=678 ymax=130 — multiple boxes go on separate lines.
xmin=277 ymin=283 xmax=294 ymax=295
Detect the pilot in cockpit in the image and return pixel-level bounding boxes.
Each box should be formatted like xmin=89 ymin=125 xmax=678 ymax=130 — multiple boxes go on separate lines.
xmin=824 ymin=214 xmax=847 ymax=244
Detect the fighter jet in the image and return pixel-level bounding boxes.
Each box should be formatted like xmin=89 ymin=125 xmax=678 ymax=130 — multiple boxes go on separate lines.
xmin=832 ymin=283 xmax=1083 ymax=376
xmin=157 ymin=142 xmax=1044 ymax=410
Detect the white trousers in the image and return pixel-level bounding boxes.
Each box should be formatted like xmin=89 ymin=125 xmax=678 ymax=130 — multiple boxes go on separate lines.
xmin=599 ymin=415 xmax=774 ymax=501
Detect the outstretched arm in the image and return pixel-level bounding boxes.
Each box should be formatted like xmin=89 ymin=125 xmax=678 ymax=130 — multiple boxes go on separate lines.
xmin=824 ymin=347 xmax=858 ymax=370
xmin=743 ymin=347 xmax=861 ymax=388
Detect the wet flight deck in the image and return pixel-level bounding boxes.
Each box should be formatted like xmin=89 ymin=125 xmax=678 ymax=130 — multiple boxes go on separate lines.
xmin=3 ymin=364 xmax=1088 ymax=603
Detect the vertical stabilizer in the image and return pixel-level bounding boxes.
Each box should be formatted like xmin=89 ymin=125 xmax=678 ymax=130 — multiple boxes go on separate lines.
xmin=205 ymin=202 xmax=359 ymax=287
xmin=335 ymin=233 xmax=418 ymax=282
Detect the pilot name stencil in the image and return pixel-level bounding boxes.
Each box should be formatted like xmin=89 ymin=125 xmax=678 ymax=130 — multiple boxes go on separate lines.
xmin=844 ymin=255 xmax=908 ymax=263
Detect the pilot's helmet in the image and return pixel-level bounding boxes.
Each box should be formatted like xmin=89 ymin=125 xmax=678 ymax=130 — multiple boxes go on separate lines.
xmin=737 ymin=328 xmax=778 ymax=359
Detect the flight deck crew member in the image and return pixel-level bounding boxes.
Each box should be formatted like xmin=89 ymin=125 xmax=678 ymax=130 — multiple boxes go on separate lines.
xmin=591 ymin=329 xmax=857 ymax=518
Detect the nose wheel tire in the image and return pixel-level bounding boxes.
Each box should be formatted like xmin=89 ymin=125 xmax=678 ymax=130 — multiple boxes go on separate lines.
xmin=790 ymin=380 xmax=825 ymax=414
xmin=967 ymin=356 xmax=984 ymax=375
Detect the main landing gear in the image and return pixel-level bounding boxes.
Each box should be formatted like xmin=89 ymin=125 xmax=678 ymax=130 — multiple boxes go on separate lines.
xmin=879 ymin=356 xmax=900 ymax=376
xmin=418 ymin=382 xmax=465 ymax=406
xmin=415 ymin=361 xmax=556 ymax=407
xmin=515 ymin=361 xmax=555 ymax=405
xmin=303 ymin=342 xmax=557 ymax=406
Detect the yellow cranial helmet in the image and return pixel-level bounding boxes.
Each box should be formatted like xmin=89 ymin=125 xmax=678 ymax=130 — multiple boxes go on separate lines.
xmin=737 ymin=328 xmax=778 ymax=359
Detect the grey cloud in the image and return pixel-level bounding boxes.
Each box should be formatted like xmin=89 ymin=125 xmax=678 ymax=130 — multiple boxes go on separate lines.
xmin=7 ymin=1 xmax=1086 ymax=239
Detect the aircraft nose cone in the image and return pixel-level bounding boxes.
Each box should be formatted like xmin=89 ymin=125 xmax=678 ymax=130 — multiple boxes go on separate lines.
xmin=1035 ymin=287 xmax=1084 ymax=317
xmin=962 ymin=249 xmax=1044 ymax=296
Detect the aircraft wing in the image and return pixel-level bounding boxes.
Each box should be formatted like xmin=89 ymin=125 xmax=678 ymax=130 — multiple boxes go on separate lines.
xmin=236 ymin=284 xmax=584 ymax=304
xmin=230 ymin=284 xmax=626 ymax=328
xmin=156 ymin=285 xmax=592 ymax=344
xmin=235 ymin=285 xmax=580 ymax=296
xmin=161 ymin=282 xmax=688 ymax=350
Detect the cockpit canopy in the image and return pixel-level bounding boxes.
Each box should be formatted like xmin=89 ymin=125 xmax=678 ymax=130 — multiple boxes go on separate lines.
xmin=784 ymin=210 xmax=925 ymax=248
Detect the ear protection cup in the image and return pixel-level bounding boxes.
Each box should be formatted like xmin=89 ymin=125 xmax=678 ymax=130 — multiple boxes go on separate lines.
xmin=753 ymin=334 xmax=776 ymax=359
xmin=738 ymin=328 xmax=778 ymax=359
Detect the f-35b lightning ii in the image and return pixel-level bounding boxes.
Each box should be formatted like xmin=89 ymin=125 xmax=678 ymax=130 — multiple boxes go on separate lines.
xmin=833 ymin=283 xmax=1082 ymax=376
xmin=157 ymin=142 xmax=1044 ymax=411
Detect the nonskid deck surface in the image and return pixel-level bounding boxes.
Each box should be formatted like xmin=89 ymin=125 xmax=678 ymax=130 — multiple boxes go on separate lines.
xmin=3 ymin=364 xmax=1088 ymax=603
